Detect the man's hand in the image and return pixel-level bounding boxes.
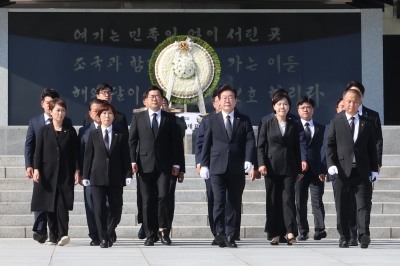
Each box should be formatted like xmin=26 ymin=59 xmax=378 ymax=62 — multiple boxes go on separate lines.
xmin=172 ymin=167 xmax=179 ymax=176
xmin=126 ymin=178 xmax=132 ymax=186
xmin=301 ymin=161 xmax=308 ymax=172
xmin=33 ymin=169 xmax=40 ymax=183
xmin=369 ymin=171 xmax=379 ymax=183
xmin=196 ymin=164 xmax=200 ymax=175
xmin=132 ymin=164 xmax=138 ymax=173
xmin=178 ymin=172 xmax=184 ymax=183
xmin=79 ymin=175 xmax=84 ymax=186
xmin=328 ymin=166 xmax=338 ymax=175
xmin=378 ymin=165 xmax=381 ymax=175
xmin=26 ymin=167 xmax=33 ymax=179
xmin=244 ymin=161 xmax=253 ymax=174
xmin=258 ymin=166 xmax=267 ymax=175
xmin=296 ymin=174 xmax=304 ymax=182
xmin=82 ymin=179 xmax=90 ymax=186
xmin=200 ymin=167 xmax=210 ymax=180
xmin=250 ymin=169 xmax=261 ymax=181
xmin=74 ymin=170 xmax=80 ymax=185
xmin=318 ymin=174 xmax=325 ymax=182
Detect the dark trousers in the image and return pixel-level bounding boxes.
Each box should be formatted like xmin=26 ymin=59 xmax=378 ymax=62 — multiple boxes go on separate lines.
xmin=47 ymin=188 xmax=69 ymax=240
xmin=333 ymin=168 xmax=372 ymax=241
xmin=205 ymin=178 xmax=216 ymax=235
xmin=138 ymin=170 xmax=171 ymax=238
xmin=83 ymin=185 xmax=99 ymax=241
xmin=295 ymin=171 xmax=325 ymax=234
xmin=91 ymin=185 xmax=123 ymax=242
xmin=167 ymin=176 xmax=178 ymax=229
xmin=136 ymin=178 xmax=143 ymax=224
xmin=33 ymin=211 xmax=47 ymax=234
xmin=211 ymin=172 xmax=245 ymax=237
xmin=265 ymin=176 xmax=298 ymax=239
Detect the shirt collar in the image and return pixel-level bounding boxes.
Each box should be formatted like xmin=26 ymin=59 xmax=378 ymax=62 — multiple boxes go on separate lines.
xmin=345 ymin=112 xmax=359 ymax=121
xmin=93 ymin=121 xmax=100 ymax=128
xmin=358 ymin=104 xmax=363 ymax=116
xmin=301 ymin=119 xmax=313 ymax=127
xmin=44 ymin=113 xmax=51 ymax=121
xmin=221 ymin=110 xmax=234 ymax=119
xmin=101 ymin=124 xmax=112 ymax=133
xmin=148 ymin=108 xmax=161 ymax=118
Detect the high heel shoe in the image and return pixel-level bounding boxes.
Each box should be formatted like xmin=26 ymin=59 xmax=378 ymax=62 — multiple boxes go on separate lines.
xmin=270 ymin=236 xmax=279 ymax=245
xmin=287 ymin=233 xmax=297 ymax=245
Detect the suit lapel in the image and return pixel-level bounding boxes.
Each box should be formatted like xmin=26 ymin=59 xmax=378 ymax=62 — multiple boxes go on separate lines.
xmin=38 ymin=114 xmax=45 ymax=126
xmin=357 ymin=117 xmax=366 ymax=142
xmin=283 ymin=120 xmax=292 ymax=142
xmin=218 ymin=112 xmax=229 ymax=141
xmin=109 ymin=132 xmax=118 ymax=154
xmin=57 ymin=126 xmax=67 ymax=144
xmin=157 ymin=111 xmax=166 ymax=139
xmin=231 ymin=113 xmax=240 ymax=140
xmin=308 ymin=123 xmax=319 ymax=146
xmin=97 ymin=128 xmax=109 ymax=156
xmin=340 ymin=113 xmax=353 ymax=139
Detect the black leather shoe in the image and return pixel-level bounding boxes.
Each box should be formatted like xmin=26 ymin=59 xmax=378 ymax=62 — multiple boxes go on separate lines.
xmin=100 ymin=240 xmax=108 ymax=248
xmin=90 ymin=240 xmax=101 ymax=246
xmin=339 ymin=239 xmax=349 ymax=248
xmin=110 ymin=230 xmax=117 ymax=243
xmin=297 ymin=233 xmax=308 ymax=241
xmin=138 ymin=225 xmax=146 ymax=239
xmin=214 ymin=234 xmax=227 ymax=247
xmin=211 ymin=240 xmax=218 ymax=245
xmin=233 ymin=236 xmax=241 ymax=241
xmin=144 ymin=237 xmax=154 ymax=246
xmin=279 ymin=236 xmax=287 ymax=243
xmin=349 ymin=239 xmax=358 ymax=246
xmin=33 ymin=231 xmax=48 ymax=244
xmin=108 ymin=240 xmax=113 ymax=248
xmin=225 ymin=236 xmax=237 ymax=248
xmin=360 ymin=234 xmax=370 ymax=249
xmin=157 ymin=230 xmax=172 ymax=245
xmin=314 ymin=231 xmax=327 ymax=240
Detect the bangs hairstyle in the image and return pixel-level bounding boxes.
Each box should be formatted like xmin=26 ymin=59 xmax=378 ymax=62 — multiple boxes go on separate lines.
xmin=96 ymin=83 xmax=113 ymax=94
xmin=272 ymin=92 xmax=291 ymax=113
xmin=336 ymin=97 xmax=343 ymax=108
xmin=297 ymin=96 xmax=315 ymax=108
xmin=143 ymin=86 xmax=164 ymax=100
xmin=97 ymin=102 xmax=116 ymax=116
xmin=49 ymin=98 xmax=67 ymax=111
xmin=345 ymin=81 xmax=365 ymax=96
xmin=217 ymin=84 xmax=237 ymax=98
xmin=41 ymin=88 xmax=60 ymax=101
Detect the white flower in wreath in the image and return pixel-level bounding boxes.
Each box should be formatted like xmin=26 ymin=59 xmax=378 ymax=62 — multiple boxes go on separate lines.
xmin=173 ymin=55 xmax=196 ymax=79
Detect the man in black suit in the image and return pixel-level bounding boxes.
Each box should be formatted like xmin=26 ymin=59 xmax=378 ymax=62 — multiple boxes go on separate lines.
xmin=83 ymin=83 xmax=128 ymax=134
xmin=129 ymin=86 xmax=183 ymax=246
xmin=200 ymin=84 xmax=256 ymax=248
xmin=24 ymin=88 xmax=72 ymax=244
xmin=295 ymin=96 xmax=328 ymax=241
xmin=326 ymin=89 xmax=378 ymax=248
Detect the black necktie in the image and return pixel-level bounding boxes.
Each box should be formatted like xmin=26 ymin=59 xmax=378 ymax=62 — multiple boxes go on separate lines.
xmin=349 ymin=116 xmax=355 ymax=139
xmin=97 ymin=125 xmax=101 ymax=130
xmin=104 ymin=129 xmax=109 ymax=150
xmin=225 ymin=115 xmax=232 ymax=140
xmin=152 ymin=113 xmax=159 ymax=137
xmin=304 ymin=122 xmax=311 ymax=146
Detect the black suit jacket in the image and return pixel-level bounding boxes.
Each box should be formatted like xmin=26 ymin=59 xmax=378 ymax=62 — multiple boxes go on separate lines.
xmin=129 ymin=110 xmax=184 ymax=174
xmin=25 ymin=114 xmax=72 ymax=169
xmin=83 ymin=126 xmax=132 ymax=186
xmin=362 ymin=105 xmax=383 ymax=166
xmin=299 ymin=121 xmax=327 ymax=176
xmin=195 ymin=113 xmax=213 ymax=165
xmin=31 ymin=123 xmax=79 ymax=212
xmin=201 ymin=111 xmax=255 ymax=175
xmin=83 ymin=111 xmax=128 ymax=135
xmin=257 ymin=116 xmax=302 ymax=177
xmin=326 ymin=112 xmax=378 ymax=179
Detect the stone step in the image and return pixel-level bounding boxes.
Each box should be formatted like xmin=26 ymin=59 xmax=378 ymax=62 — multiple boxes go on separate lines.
xmin=382 ymin=155 xmax=400 ymax=166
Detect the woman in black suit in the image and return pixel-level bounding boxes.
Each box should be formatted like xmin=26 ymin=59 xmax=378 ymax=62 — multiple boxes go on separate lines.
xmin=32 ymin=98 xmax=80 ymax=246
xmin=257 ymin=92 xmax=303 ymax=245
xmin=83 ymin=102 xmax=132 ymax=248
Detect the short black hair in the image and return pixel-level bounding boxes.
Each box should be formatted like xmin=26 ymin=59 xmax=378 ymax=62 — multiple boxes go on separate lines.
xmin=336 ymin=97 xmax=343 ymax=108
xmin=95 ymin=83 xmax=113 ymax=94
xmin=49 ymin=98 xmax=67 ymax=111
xmin=162 ymin=96 xmax=169 ymax=105
xmin=297 ymin=96 xmax=315 ymax=108
xmin=217 ymin=84 xmax=237 ymax=99
xmin=212 ymin=87 xmax=220 ymax=100
xmin=345 ymin=81 xmax=365 ymax=96
xmin=143 ymin=86 xmax=164 ymax=100
xmin=343 ymin=89 xmax=362 ymax=100
xmin=272 ymin=92 xmax=291 ymax=113
xmin=272 ymin=88 xmax=289 ymax=98
xmin=41 ymin=88 xmax=59 ymax=101
xmin=88 ymin=99 xmax=108 ymax=111
xmin=97 ymin=102 xmax=117 ymax=117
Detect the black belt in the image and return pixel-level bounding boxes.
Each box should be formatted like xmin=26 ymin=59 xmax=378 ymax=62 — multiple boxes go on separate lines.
xmin=352 ymin=163 xmax=357 ymax=168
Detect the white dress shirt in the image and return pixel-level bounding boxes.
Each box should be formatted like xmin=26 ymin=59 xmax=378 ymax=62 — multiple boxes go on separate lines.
xmin=345 ymin=112 xmax=359 ymax=163
xmin=148 ymin=109 xmax=161 ymax=128
xmin=44 ymin=113 xmax=51 ymax=125
xmin=301 ymin=119 xmax=315 ymax=138
xmin=101 ymin=125 xmax=113 ymax=149
xmin=221 ymin=110 xmax=234 ymax=129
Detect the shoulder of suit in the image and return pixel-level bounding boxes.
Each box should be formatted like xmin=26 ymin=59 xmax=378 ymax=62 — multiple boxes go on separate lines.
xmin=362 ymin=106 xmax=379 ymax=116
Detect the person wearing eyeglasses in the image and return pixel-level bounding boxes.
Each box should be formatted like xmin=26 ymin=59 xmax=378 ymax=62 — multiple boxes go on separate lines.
xmin=83 ymin=83 xmax=128 ymax=135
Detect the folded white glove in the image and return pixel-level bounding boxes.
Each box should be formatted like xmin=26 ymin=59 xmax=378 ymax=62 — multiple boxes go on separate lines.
xmin=328 ymin=166 xmax=338 ymax=175
xmin=244 ymin=161 xmax=252 ymax=174
xmin=200 ymin=166 xmax=210 ymax=180
xmin=369 ymin=171 xmax=379 ymax=183
xmin=126 ymin=178 xmax=132 ymax=186
xmin=82 ymin=179 xmax=90 ymax=186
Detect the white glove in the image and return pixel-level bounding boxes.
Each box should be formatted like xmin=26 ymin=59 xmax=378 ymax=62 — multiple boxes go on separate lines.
xmin=369 ymin=172 xmax=379 ymax=183
xmin=200 ymin=167 xmax=210 ymax=180
xmin=244 ymin=161 xmax=252 ymax=174
xmin=82 ymin=179 xmax=90 ymax=186
xmin=126 ymin=178 xmax=132 ymax=186
xmin=328 ymin=166 xmax=338 ymax=175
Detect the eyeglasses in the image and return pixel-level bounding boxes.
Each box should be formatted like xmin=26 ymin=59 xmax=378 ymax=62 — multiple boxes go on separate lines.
xmin=299 ymin=106 xmax=312 ymax=110
xmin=148 ymin=95 xmax=161 ymax=99
xmin=99 ymin=91 xmax=113 ymax=96
xmin=220 ymin=96 xmax=235 ymax=102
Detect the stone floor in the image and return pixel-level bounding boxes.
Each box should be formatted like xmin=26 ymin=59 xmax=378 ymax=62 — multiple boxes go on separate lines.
xmin=0 ymin=238 xmax=399 ymax=265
